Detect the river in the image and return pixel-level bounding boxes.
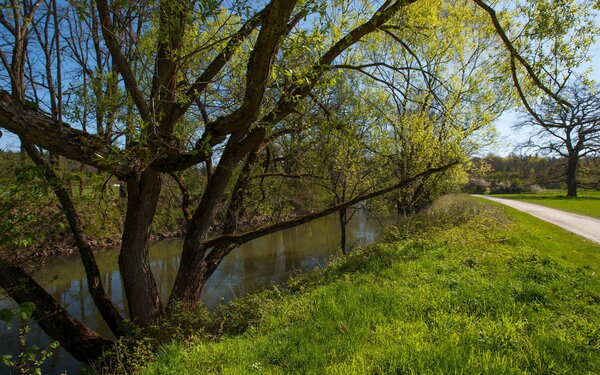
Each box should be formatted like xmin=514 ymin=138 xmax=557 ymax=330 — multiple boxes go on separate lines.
xmin=0 ymin=210 xmax=383 ymax=374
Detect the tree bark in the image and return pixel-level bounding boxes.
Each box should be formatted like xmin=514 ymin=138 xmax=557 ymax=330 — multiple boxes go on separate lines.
xmin=566 ymin=155 xmax=578 ymax=197
xmin=119 ymin=168 xmax=163 ymax=325
xmin=0 ymin=92 xmax=133 ymax=177
xmin=201 ymin=148 xmax=264 ymax=286
xmin=0 ymin=261 xmax=113 ymax=364
xmin=169 ymin=148 xmax=246 ymax=305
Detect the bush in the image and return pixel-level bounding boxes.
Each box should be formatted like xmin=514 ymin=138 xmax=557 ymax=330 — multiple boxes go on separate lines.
xmin=92 ymin=303 xmax=213 ymax=374
xmin=462 ymin=177 xmax=490 ymax=194
xmin=381 ymin=194 xmax=506 ymax=241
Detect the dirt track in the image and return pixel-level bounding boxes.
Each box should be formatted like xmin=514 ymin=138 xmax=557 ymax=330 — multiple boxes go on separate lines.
xmin=474 ymin=195 xmax=600 ymax=244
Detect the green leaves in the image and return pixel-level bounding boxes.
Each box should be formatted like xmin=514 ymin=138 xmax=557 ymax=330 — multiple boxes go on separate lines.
xmin=14 ymin=165 xmax=45 ymax=185
xmin=504 ymin=0 xmax=597 ymax=103
xmin=0 ymin=302 xmax=36 ymax=328
xmin=19 ymin=302 xmax=36 ymax=320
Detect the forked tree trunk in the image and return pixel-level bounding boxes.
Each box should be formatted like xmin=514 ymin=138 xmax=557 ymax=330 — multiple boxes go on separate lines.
xmin=169 ymin=164 xmax=234 ymax=305
xmin=170 ymin=133 xmax=264 ymax=305
xmin=0 ymin=261 xmax=112 ymax=364
xmin=119 ymin=168 xmax=163 ymax=325
xmin=566 ymin=155 xmax=578 ymax=198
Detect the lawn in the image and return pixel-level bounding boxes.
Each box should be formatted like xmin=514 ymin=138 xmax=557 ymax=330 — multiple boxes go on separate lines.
xmin=141 ymin=195 xmax=600 ymax=375
xmin=491 ymin=190 xmax=600 ymax=219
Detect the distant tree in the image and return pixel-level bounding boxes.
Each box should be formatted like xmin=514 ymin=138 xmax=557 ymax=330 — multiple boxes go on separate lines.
xmin=519 ymin=83 xmax=600 ymax=197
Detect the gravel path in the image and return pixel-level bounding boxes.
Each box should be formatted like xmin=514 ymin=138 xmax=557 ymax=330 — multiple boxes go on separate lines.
xmin=474 ymin=195 xmax=600 ymax=244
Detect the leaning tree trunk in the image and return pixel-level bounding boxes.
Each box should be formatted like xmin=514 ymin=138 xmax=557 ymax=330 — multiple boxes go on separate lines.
xmin=566 ymin=155 xmax=578 ymax=198
xmin=169 ymin=160 xmax=235 ymax=305
xmin=0 ymin=261 xmax=112 ymax=364
xmin=22 ymin=140 xmax=124 ymax=336
xmin=119 ymin=168 xmax=163 ymax=325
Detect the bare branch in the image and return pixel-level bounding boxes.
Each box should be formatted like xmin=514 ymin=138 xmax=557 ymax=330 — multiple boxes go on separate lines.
xmin=165 ymin=6 xmax=267 ymax=131
xmin=473 ymin=0 xmax=571 ymax=108
xmin=96 ymin=0 xmax=150 ymax=123
xmin=510 ymin=56 xmax=547 ymax=127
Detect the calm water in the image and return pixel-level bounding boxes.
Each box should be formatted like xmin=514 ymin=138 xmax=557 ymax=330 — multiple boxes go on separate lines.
xmin=0 ymin=210 xmax=382 ymax=374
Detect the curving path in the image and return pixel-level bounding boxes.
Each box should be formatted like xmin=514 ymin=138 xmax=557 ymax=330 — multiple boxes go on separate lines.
xmin=474 ymin=195 xmax=600 ymax=244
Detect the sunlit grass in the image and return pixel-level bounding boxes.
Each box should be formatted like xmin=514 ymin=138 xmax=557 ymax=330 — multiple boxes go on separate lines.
xmin=491 ymin=190 xmax=600 ymax=219
xmin=142 ymin=195 xmax=600 ymax=375
xmin=478 ymin=199 xmax=600 ymax=272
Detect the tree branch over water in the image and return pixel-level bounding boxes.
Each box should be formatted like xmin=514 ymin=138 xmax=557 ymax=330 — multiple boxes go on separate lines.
xmin=204 ymin=161 xmax=459 ymax=252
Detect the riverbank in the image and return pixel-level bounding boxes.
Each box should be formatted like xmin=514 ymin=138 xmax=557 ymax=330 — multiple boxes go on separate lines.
xmin=139 ymin=195 xmax=600 ymax=374
xmin=2 ymin=209 xmax=382 ymax=375
xmin=10 ymin=229 xmax=185 ymax=267
xmin=9 ymin=206 xmax=306 ymax=268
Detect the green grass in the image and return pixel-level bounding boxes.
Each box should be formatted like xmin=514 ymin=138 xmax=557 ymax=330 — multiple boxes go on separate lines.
xmin=491 ymin=190 xmax=600 ymax=219
xmin=142 ymin=195 xmax=600 ymax=375
xmin=480 ymin=199 xmax=600 ymax=272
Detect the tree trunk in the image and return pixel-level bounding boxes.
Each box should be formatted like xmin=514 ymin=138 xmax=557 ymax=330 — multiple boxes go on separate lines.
xmin=169 ymin=130 xmax=265 ymax=306
xmin=169 ymin=163 xmax=234 ymax=305
xmin=119 ymin=168 xmax=163 ymax=325
xmin=396 ymin=198 xmax=406 ymax=216
xmin=339 ymin=208 xmax=347 ymax=254
xmin=118 ymin=181 xmax=127 ymax=198
xmin=0 ymin=261 xmax=113 ymax=364
xmin=566 ymin=156 xmax=578 ymax=197
xmin=22 ymin=140 xmax=124 ymax=336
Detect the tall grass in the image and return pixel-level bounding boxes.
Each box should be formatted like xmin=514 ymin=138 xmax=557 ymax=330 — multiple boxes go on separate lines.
xmin=142 ymin=195 xmax=600 ymax=375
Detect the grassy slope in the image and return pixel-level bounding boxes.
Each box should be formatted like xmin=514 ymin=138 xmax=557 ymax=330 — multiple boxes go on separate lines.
xmin=143 ymin=196 xmax=600 ymax=375
xmin=491 ymin=191 xmax=600 ymax=219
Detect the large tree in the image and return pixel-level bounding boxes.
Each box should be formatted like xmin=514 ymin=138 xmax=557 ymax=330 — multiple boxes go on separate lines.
xmin=519 ymin=82 xmax=600 ymax=197
xmin=0 ymin=0 xmax=594 ymax=364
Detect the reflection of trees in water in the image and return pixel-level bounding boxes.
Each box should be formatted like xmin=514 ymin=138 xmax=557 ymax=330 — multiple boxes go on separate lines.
xmin=198 ymin=212 xmax=378 ymax=307
xmin=284 ymin=227 xmax=298 ymax=272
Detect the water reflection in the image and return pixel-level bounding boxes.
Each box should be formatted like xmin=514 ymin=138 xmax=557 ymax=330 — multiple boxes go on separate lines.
xmin=0 ymin=210 xmax=381 ymax=374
